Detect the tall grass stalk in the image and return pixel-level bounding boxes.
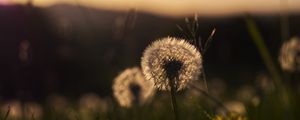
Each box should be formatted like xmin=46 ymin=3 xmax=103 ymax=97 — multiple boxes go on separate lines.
xmin=245 ymin=15 xmax=294 ymax=119
xmin=177 ymin=18 xmax=216 ymax=92
xmin=201 ymin=28 xmax=217 ymax=93
xmin=245 ymin=15 xmax=283 ymax=90
xmin=280 ymin=0 xmax=290 ymax=42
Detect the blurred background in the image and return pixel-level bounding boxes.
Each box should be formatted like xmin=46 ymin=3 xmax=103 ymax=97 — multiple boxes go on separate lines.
xmin=0 ymin=0 xmax=300 ymax=119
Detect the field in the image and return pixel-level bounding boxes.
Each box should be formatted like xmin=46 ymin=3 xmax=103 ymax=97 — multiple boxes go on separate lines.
xmin=0 ymin=1 xmax=300 ymax=120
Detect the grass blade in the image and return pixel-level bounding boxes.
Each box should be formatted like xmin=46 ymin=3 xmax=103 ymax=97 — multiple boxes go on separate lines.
xmin=244 ymin=15 xmax=283 ymax=90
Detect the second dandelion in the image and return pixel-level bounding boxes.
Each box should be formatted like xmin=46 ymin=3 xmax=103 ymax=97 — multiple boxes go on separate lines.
xmin=141 ymin=37 xmax=202 ymax=91
xmin=279 ymin=37 xmax=300 ymax=72
xmin=113 ymin=67 xmax=155 ymax=108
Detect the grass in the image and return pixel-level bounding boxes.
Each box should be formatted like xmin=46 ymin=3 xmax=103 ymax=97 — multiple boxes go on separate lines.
xmin=245 ymin=15 xmax=283 ymax=90
xmin=244 ymin=15 xmax=299 ymax=120
xmin=0 ymin=85 xmax=299 ymax=120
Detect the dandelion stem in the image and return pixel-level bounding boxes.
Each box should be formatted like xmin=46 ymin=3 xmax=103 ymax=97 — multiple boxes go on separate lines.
xmin=190 ymin=84 xmax=229 ymax=114
xmin=169 ymin=78 xmax=179 ymax=120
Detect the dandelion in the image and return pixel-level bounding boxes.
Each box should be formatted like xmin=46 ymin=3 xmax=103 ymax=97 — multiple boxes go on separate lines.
xmin=47 ymin=94 xmax=69 ymax=112
xmin=24 ymin=102 xmax=43 ymax=120
xmin=141 ymin=37 xmax=202 ymax=91
xmin=256 ymin=73 xmax=275 ymax=94
xmin=225 ymin=101 xmax=246 ymax=114
xmin=279 ymin=37 xmax=300 ymax=72
xmin=79 ymin=93 xmax=108 ymax=113
xmin=1 ymin=100 xmax=22 ymax=119
xmin=47 ymin=95 xmax=78 ymax=119
xmin=19 ymin=40 xmax=31 ymax=63
xmin=251 ymin=96 xmax=261 ymax=107
xmin=213 ymin=112 xmax=247 ymax=120
xmin=79 ymin=93 xmax=108 ymax=119
xmin=236 ymin=85 xmax=255 ymax=103
xmin=113 ymin=67 xmax=155 ymax=108
xmin=217 ymin=101 xmax=246 ymax=115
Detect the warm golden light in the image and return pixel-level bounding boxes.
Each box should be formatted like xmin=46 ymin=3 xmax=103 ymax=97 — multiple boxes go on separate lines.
xmin=4 ymin=0 xmax=300 ymax=17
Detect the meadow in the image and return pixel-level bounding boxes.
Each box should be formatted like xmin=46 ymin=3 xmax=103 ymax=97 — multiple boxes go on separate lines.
xmin=0 ymin=1 xmax=300 ymax=120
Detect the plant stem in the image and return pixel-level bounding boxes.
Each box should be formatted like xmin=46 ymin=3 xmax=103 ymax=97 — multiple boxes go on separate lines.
xmin=169 ymin=78 xmax=179 ymax=120
xmin=201 ymin=28 xmax=216 ymax=92
xmin=245 ymin=15 xmax=283 ymax=90
xmin=280 ymin=0 xmax=290 ymax=42
xmin=201 ymin=64 xmax=208 ymax=92
xmin=245 ymin=15 xmax=293 ymax=118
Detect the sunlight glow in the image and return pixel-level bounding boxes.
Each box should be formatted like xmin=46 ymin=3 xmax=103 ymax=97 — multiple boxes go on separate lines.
xmin=4 ymin=0 xmax=300 ymax=17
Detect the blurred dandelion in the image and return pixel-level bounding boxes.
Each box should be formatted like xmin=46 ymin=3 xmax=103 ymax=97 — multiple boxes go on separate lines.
xmin=236 ymin=85 xmax=255 ymax=103
xmin=79 ymin=93 xmax=108 ymax=119
xmin=79 ymin=93 xmax=108 ymax=113
xmin=19 ymin=40 xmax=31 ymax=63
xmin=24 ymin=102 xmax=43 ymax=120
xmin=251 ymin=96 xmax=261 ymax=107
xmin=256 ymin=73 xmax=275 ymax=94
xmin=47 ymin=94 xmax=69 ymax=112
xmin=65 ymin=109 xmax=79 ymax=120
xmin=279 ymin=37 xmax=300 ymax=72
xmin=113 ymin=67 xmax=155 ymax=108
xmin=217 ymin=101 xmax=246 ymax=115
xmin=1 ymin=100 xmax=22 ymax=119
xmin=46 ymin=95 xmax=78 ymax=119
xmin=141 ymin=37 xmax=202 ymax=91
xmin=213 ymin=112 xmax=247 ymax=120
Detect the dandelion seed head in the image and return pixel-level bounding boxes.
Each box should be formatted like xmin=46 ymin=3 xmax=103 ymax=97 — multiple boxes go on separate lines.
xmin=213 ymin=112 xmax=247 ymax=120
xmin=279 ymin=37 xmax=300 ymax=72
xmin=256 ymin=73 xmax=275 ymax=94
xmin=79 ymin=93 xmax=108 ymax=119
xmin=217 ymin=101 xmax=246 ymax=115
xmin=225 ymin=101 xmax=246 ymax=114
xmin=24 ymin=102 xmax=43 ymax=120
xmin=236 ymin=85 xmax=255 ymax=103
xmin=79 ymin=93 xmax=108 ymax=113
xmin=251 ymin=96 xmax=260 ymax=107
xmin=113 ymin=67 xmax=155 ymax=108
xmin=1 ymin=100 xmax=22 ymax=119
xmin=47 ymin=94 xmax=69 ymax=112
xmin=141 ymin=37 xmax=202 ymax=91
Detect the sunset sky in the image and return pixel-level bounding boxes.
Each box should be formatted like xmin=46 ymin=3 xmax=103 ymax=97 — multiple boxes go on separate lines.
xmin=2 ymin=0 xmax=300 ymax=17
